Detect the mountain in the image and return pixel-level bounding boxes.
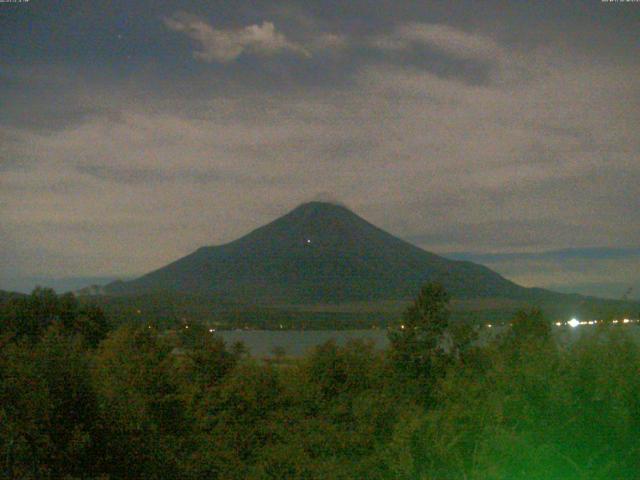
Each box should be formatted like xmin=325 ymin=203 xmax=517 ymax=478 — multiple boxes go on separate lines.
xmin=105 ymin=202 xmax=569 ymax=304
xmin=3 ymin=276 xmax=126 ymax=295
xmin=0 ymin=290 xmax=26 ymax=302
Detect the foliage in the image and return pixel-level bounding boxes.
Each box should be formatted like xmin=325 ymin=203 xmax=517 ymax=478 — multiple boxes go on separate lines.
xmin=1 ymin=288 xmax=639 ymax=478
xmin=388 ymin=283 xmax=452 ymax=393
xmin=0 ymin=328 xmax=98 ymax=478
xmin=0 ymin=287 xmax=109 ymax=346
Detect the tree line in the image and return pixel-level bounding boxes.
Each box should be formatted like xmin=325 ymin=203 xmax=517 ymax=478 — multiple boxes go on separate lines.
xmin=1 ymin=285 xmax=638 ymax=479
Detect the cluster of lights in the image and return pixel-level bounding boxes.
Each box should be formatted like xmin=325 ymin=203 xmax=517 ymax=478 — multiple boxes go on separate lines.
xmin=482 ymin=318 xmax=640 ymax=329
xmin=563 ymin=318 xmax=638 ymax=328
xmin=613 ymin=318 xmax=637 ymax=324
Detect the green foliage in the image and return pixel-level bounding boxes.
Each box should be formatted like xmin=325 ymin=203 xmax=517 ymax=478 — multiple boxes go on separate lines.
xmin=389 ymin=283 xmax=451 ymax=388
xmin=180 ymin=332 xmax=237 ymax=392
xmin=0 ymin=288 xmax=109 ymax=346
xmin=0 ymin=327 xmax=98 ymax=478
xmin=509 ymin=308 xmax=551 ymax=343
xmin=1 ymin=286 xmax=639 ymax=478
xmin=386 ymin=317 xmax=640 ymax=479
xmin=92 ymin=324 xmax=188 ymax=478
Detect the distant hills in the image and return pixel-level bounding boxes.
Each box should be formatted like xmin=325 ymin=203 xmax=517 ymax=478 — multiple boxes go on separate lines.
xmin=445 ymin=249 xmax=640 ymax=301
xmin=2 ymin=276 xmax=125 ymax=295
xmin=105 ymin=202 xmax=575 ymax=305
xmin=0 ymin=289 xmax=24 ymax=301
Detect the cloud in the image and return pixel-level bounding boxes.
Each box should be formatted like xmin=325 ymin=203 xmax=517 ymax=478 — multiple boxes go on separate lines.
xmin=164 ymin=13 xmax=310 ymax=62
xmin=443 ymin=248 xmax=640 ymax=298
xmin=373 ymin=23 xmax=503 ymax=62
xmin=370 ymin=22 xmax=537 ymax=87
xmin=445 ymin=247 xmax=640 ymax=264
xmin=2 ymin=12 xmax=638 ymax=289
xmin=76 ymin=164 xmax=168 ymax=185
xmin=312 ymin=32 xmax=348 ymax=51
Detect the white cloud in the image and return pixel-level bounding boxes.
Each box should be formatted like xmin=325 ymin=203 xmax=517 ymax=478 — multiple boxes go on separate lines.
xmin=2 ymin=32 xmax=638 ymax=283
xmin=312 ymin=32 xmax=348 ymax=50
xmin=371 ymin=22 xmax=539 ymax=87
xmin=374 ymin=22 xmax=503 ymax=62
xmin=164 ymin=13 xmax=310 ymax=63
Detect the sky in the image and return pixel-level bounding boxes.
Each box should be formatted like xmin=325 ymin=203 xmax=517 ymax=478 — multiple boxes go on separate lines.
xmin=1 ymin=0 xmax=639 ymax=298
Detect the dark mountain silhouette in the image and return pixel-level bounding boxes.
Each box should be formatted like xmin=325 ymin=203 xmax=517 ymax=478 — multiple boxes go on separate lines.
xmin=105 ymin=202 xmax=568 ymax=303
xmin=0 ymin=290 xmax=26 ymax=303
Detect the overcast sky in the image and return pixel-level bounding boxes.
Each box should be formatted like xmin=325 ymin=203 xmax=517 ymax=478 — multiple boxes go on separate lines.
xmin=1 ymin=1 xmax=639 ymax=296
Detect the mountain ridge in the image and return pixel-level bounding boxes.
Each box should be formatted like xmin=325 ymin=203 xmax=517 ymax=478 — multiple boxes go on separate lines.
xmin=105 ymin=202 xmax=572 ymax=303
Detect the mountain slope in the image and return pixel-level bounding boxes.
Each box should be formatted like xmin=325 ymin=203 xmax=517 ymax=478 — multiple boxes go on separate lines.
xmin=0 ymin=289 xmax=26 ymax=301
xmin=105 ymin=202 xmax=562 ymax=303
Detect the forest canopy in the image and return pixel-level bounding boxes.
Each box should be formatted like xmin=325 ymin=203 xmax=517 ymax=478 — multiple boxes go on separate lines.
xmin=1 ymin=286 xmax=638 ymax=479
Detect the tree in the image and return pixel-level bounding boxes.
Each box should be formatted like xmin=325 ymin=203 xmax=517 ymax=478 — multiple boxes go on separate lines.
xmin=92 ymin=324 xmax=185 ymax=478
xmin=0 ymin=327 xmax=99 ymax=478
xmin=231 ymin=340 xmax=249 ymax=360
xmin=0 ymin=288 xmax=108 ymax=347
xmin=271 ymin=345 xmax=287 ymax=362
xmin=388 ymin=283 xmax=451 ymax=386
xmin=13 ymin=287 xmax=60 ymax=340
xmin=188 ymin=362 xmax=285 ymax=479
xmin=509 ymin=308 xmax=551 ymax=344
xmin=179 ymin=330 xmax=237 ymax=392
xmin=72 ymin=303 xmax=110 ymax=348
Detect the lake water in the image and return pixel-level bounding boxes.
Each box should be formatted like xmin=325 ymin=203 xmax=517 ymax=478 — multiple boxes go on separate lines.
xmin=218 ymin=323 xmax=640 ymax=358
xmin=218 ymin=329 xmax=389 ymax=357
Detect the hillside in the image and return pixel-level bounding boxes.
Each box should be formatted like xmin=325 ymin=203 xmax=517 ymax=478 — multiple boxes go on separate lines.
xmin=105 ymin=202 xmax=576 ymax=304
xmin=0 ymin=290 xmax=25 ymax=302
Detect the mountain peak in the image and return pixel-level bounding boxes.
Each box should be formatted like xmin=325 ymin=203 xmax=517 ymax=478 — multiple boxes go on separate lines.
xmin=287 ymin=201 xmax=354 ymax=219
xmin=241 ymin=201 xmax=371 ymax=245
xmin=106 ymin=202 xmax=532 ymax=302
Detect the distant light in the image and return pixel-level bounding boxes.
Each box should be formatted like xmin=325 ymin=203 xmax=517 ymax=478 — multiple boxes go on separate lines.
xmin=209 ymin=328 xmax=214 ymax=333
xmin=306 ymin=239 xmax=312 ymax=244
xmin=400 ymin=324 xmax=405 ymax=330
xmin=623 ymin=318 xmax=630 ymax=324
xmin=613 ymin=320 xmax=619 ymax=324
xmin=487 ymin=324 xmax=492 ymax=328
xmin=568 ymin=319 xmax=580 ymax=328
xmin=185 ymin=325 xmax=189 ymax=329
xmin=555 ymin=322 xmax=562 ymax=327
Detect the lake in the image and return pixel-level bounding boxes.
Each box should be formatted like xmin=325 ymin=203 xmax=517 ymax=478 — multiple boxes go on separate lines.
xmin=217 ymin=323 xmax=640 ymax=357
xmin=218 ymin=329 xmax=389 ymax=357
